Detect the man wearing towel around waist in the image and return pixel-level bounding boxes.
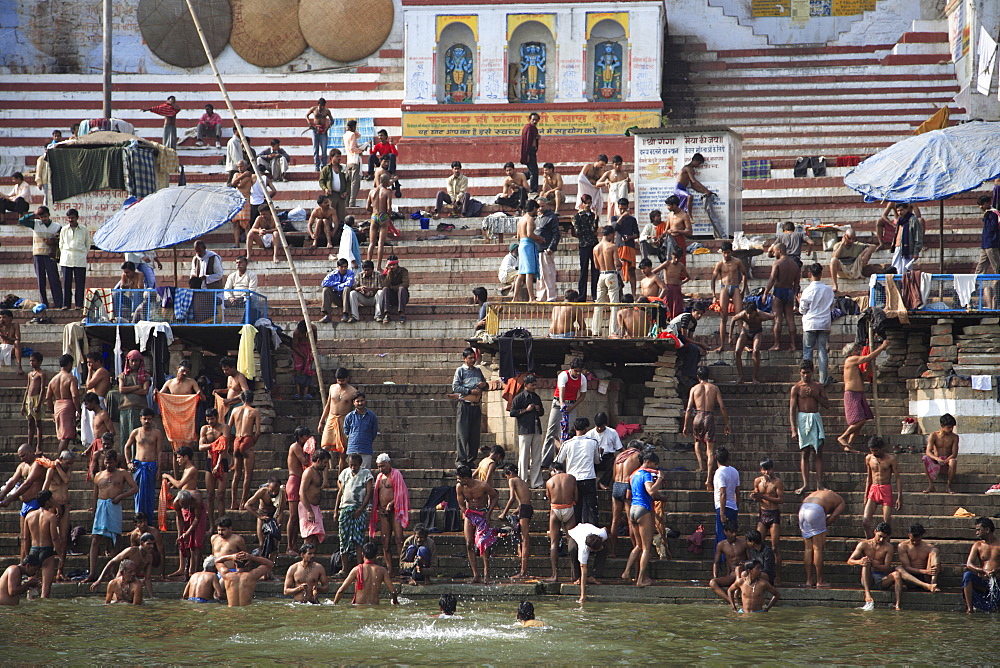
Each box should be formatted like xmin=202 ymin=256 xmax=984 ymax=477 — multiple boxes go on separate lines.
xmin=46 ymin=354 xmax=81 ymax=451
xmin=86 ymin=450 xmax=137 ymax=584
xmin=789 ymin=360 xmax=830 ymax=496
xmin=798 ymin=488 xmax=844 ymax=589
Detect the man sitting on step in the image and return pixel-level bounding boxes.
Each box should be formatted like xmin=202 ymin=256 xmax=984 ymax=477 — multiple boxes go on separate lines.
xmin=829 ymin=228 xmax=875 ymax=293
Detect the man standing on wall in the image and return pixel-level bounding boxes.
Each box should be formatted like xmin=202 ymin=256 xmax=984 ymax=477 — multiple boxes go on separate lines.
xmin=143 ymin=96 xmax=180 ymax=149
xmin=520 ymin=113 xmax=540 ymax=194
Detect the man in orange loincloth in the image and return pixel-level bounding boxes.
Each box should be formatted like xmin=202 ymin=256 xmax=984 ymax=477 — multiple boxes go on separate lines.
xmin=229 ymin=390 xmax=261 ymax=511
xmin=318 ymin=367 xmax=355 ymax=471
xmin=45 ymin=354 xmax=80 ymax=451
xmin=198 ymin=407 xmax=232 ymax=524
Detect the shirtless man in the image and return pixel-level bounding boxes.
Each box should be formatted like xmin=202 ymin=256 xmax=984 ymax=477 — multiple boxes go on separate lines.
xmin=727 ymin=559 xmax=780 ymax=613
xmin=285 ymin=426 xmax=312 ymax=554
xmin=0 ymin=444 xmax=47 ymax=561
xmin=124 ymin=408 xmax=165 ymax=525
xmin=103 ymin=559 xmax=143 ymax=605
xmin=549 ymin=289 xmax=587 ymax=338
xmin=215 ymin=357 xmax=250 ymax=421
xmin=318 ymin=367 xmax=356 ymax=470
xmin=0 ymin=308 xmax=24 ymax=375
xmin=682 ymin=366 xmax=731 ymax=489
xmin=711 ymin=242 xmax=750 ymax=352
xmin=675 ymin=153 xmax=713 ymax=213
xmin=218 ymin=551 xmax=274 ymax=607
xmin=129 ymin=512 xmax=165 ymax=580
xmin=750 ymin=458 xmax=784 ymax=585
xmin=847 ymin=521 xmax=899 ymax=610
xmin=511 ymin=203 xmax=545 ymax=303
xmin=211 ymin=516 xmax=248 ymax=576
xmin=90 ymin=532 xmax=157 ymax=599
xmin=963 ymin=517 xmax=1000 ymax=613
xmin=299 ymin=449 xmax=332 ymax=548
xmin=24 ymin=490 xmax=60 ymax=597
xmin=22 ymin=353 xmax=46 ymax=452
xmin=309 ymin=195 xmax=337 ymax=248
xmin=621 ymin=451 xmax=666 ymax=588
xmin=499 ymin=161 xmax=530 ymax=222
xmin=182 ymin=556 xmax=224 ymax=603
xmin=246 ymin=207 xmax=282 ymax=263
xmin=578 ymin=155 xmax=609 ymax=222
xmin=198 ymin=407 xmax=231 ymax=523
xmin=709 ymin=520 xmax=748 ymax=601
xmin=366 ymin=184 xmax=392 ymax=270
xmin=799 ymin=488 xmax=845 ymax=588
xmin=591 ymin=225 xmax=623 ymax=335
xmin=163 ymin=445 xmax=199 ymax=493
xmin=172 ymin=488 xmax=207 ymax=580
xmin=730 ymin=302 xmax=774 ymax=384
xmin=839 ymin=340 xmax=889 ymax=450
xmin=334 ymin=541 xmax=399 ymax=605
xmin=244 ymin=477 xmax=285 ymax=560
xmin=284 ymin=543 xmax=329 ymax=603
xmin=894 ymin=523 xmax=941 ymax=601
xmin=544 ymin=461 xmax=577 ymax=582
xmin=43 ymin=450 xmax=75 ymax=580
xmin=373 ymin=454 xmax=408 ymax=576
xmin=46 ymin=354 xmax=81 ymax=451
xmin=789 ymin=360 xmax=830 ymax=494
xmin=456 ymin=464 xmax=500 ymax=584
xmin=500 ymin=464 xmax=534 ymax=580
xmin=87 ymin=450 xmax=138 ymax=583
xmin=83 ymin=351 xmax=112 ymax=449
xmin=652 ymin=247 xmax=689 ymax=319
xmin=539 ymin=162 xmax=564 ymax=210
xmin=763 ymin=242 xmax=800 ymax=351
xmin=662 ymin=195 xmax=694 ymax=264
xmin=923 ymin=413 xmax=959 ymax=494
xmin=229 ymin=161 xmax=254 ymax=246
xmin=616 ymin=295 xmax=653 ymax=339
xmin=595 ymin=155 xmax=631 ymax=220
xmin=862 ymin=436 xmax=901 ymax=538
xmin=159 ymin=359 xmax=201 ymax=396
xmin=84 ymin=392 xmax=114 ymax=479
xmin=637 ymin=259 xmax=667 ymax=299
xmin=229 ymin=390 xmax=261 ymax=510
xmin=609 ymin=441 xmax=641 ymax=558
xmin=0 ymin=556 xmax=41 ymax=606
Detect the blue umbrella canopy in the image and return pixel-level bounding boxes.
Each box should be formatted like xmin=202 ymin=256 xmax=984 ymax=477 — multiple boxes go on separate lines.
xmin=844 ymin=121 xmax=1000 ymax=203
xmin=93 ymin=184 xmax=246 ymax=253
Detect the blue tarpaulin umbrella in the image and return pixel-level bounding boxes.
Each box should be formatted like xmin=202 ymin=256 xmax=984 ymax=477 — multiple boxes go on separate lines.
xmin=843 ymin=121 xmax=1000 ymax=203
xmin=843 ymin=120 xmax=1000 ymax=272
xmin=94 ymin=184 xmax=245 ymax=252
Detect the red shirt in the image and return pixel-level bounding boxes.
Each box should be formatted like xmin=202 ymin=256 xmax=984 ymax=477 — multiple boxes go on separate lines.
xmin=372 ymin=141 xmax=398 ymax=159
xmin=149 ymin=103 xmax=179 ymax=118
xmin=553 ymin=370 xmax=585 ymax=403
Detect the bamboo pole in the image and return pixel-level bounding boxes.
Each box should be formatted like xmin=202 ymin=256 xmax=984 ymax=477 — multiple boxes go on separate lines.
xmin=182 ymin=0 xmax=327 ymax=407
xmin=868 ymin=325 xmax=882 ymax=438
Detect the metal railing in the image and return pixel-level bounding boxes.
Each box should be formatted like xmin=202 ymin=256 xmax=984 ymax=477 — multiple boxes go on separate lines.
xmin=869 ymin=274 xmax=1000 ymax=313
xmin=488 ymin=301 xmax=663 ymax=339
xmin=85 ymin=289 xmax=268 ymax=326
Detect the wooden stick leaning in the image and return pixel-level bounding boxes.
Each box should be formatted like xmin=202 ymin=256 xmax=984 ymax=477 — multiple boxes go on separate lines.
xmin=868 ymin=324 xmax=882 ymax=438
xmin=182 ymin=0 xmax=327 ymax=406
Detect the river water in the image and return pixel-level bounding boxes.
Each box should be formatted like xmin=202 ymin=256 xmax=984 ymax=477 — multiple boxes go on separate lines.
xmin=1 ymin=597 xmax=997 ymax=665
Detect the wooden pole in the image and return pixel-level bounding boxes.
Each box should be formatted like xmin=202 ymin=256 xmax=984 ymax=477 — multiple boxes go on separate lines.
xmin=102 ymin=0 xmax=112 ymax=118
xmin=868 ymin=325 xmax=882 ymax=438
xmin=182 ymin=0 xmax=327 ymax=406
xmin=938 ymin=199 xmax=945 ymax=274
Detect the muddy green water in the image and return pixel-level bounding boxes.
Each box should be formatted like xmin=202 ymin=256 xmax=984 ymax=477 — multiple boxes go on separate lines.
xmin=1 ymin=597 xmax=997 ymax=665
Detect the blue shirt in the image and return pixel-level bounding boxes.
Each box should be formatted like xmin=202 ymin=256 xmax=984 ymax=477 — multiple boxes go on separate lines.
xmin=343 ymin=408 xmax=379 ymax=455
xmin=630 ymin=468 xmax=655 ymax=511
xmin=322 ymin=269 xmax=355 ymax=292
xmin=982 ymin=210 xmax=1000 ymax=250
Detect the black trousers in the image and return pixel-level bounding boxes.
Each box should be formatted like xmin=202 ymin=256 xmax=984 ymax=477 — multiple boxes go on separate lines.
xmin=524 ymin=149 xmax=538 ymax=192
xmin=576 ymin=478 xmax=599 ymax=526
xmin=61 ymin=266 xmax=86 ymax=308
xmin=578 ymin=243 xmax=598 ymax=300
xmin=456 ymin=401 xmax=481 ymax=468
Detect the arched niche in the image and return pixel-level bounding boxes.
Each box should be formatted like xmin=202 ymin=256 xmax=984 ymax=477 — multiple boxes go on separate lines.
xmin=508 ymin=20 xmax=555 ymax=103
xmin=437 ymin=23 xmax=477 ymax=104
xmin=586 ymin=19 xmax=627 ymax=102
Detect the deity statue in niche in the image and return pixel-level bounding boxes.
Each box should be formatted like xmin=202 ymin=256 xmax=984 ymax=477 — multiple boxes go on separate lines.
xmin=444 ymin=43 xmax=474 ymax=103
xmin=519 ymin=42 xmax=546 ymax=102
xmin=593 ymin=41 xmax=623 ymax=101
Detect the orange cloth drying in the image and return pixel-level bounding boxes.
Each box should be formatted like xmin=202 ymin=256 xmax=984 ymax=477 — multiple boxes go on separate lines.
xmin=158 ymin=478 xmax=173 ymax=532
xmin=208 ymin=436 xmax=229 ymax=480
xmin=501 ymin=373 xmax=529 ymax=411
xmin=156 ymin=393 xmax=200 ymax=450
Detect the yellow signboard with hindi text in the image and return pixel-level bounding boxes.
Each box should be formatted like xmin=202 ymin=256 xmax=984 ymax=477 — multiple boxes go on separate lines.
xmin=402 ymin=109 xmax=661 ymax=138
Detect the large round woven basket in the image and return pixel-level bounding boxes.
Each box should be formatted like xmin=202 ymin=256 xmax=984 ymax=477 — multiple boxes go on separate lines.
xmin=298 ymin=0 xmax=393 ymax=63
xmin=138 ymin=0 xmax=233 ymax=69
xmin=230 ymin=0 xmax=306 ymax=67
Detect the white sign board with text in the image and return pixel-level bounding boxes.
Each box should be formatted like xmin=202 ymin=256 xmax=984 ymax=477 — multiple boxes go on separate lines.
xmin=632 ymin=128 xmax=742 ymax=238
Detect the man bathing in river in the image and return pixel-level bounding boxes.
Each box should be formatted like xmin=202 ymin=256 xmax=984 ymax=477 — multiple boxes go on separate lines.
xmin=728 ymin=559 xmax=779 ymax=613
xmin=334 ymin=541 xmax=398 ymax=605
xmin=217 ymin=551 xmax=274 ymax=607
xmin=544 ymin=461 xmax=577 ymax=583
xmin=963 ymin=517 xmax=1000 ymax=614
xmin=182 ymin=556 xmax=224 ymax=603
xmin=709 ymin=520 xmax=748 ymax=601
xmin=457 ymin=464 xmax=499 ymax=584
xmin=284 ymin=543 xmax=329 ymax=603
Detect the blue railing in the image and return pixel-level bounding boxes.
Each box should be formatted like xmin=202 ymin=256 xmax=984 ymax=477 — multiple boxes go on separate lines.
xmin=86 ymin=289 xmax=268 ymax=326
xmin=869 ymin=274 xmax=1000 ymax=313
